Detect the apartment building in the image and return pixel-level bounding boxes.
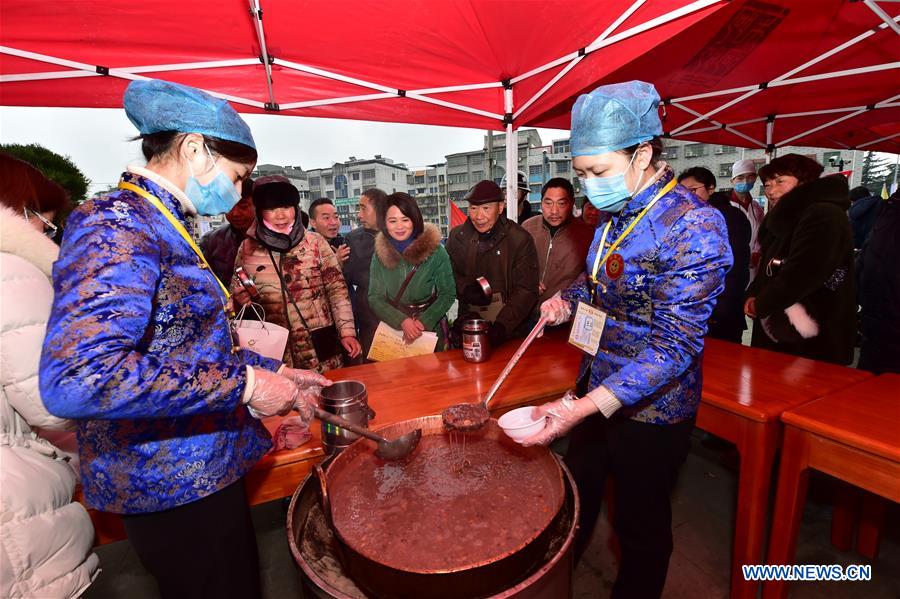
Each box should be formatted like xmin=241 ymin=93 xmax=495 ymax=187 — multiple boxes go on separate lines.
xmin=407 ymin=163 xmax=450 ymax=237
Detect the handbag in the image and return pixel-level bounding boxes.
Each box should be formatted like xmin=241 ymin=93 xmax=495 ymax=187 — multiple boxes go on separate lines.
xmin=268 ymin=250 xmax=344 ymax=363
xmin=231 ymin=302 xmax=290 ymax=360
xmin=387 ymin=264 xmax=438 ymax=318
xmin=385 ymin=264 xmax=449 ymax=350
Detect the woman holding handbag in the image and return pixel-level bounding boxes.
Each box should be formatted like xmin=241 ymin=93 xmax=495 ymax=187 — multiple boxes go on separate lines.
xmin=368 ymin=192 xmax=456 ymax=350
xmin=233 ymin=175 xmax=361 ymax=371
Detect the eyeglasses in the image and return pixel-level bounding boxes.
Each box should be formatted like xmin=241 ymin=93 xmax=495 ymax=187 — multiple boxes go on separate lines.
xmin=23 ymin=207 xmax=59 ymax=239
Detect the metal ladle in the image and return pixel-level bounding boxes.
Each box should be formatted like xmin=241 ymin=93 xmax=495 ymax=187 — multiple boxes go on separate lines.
xmin=313 ymin=407 xmax=421 ymax=460
xmin=442 ymin=316 xmax=548 ymax=432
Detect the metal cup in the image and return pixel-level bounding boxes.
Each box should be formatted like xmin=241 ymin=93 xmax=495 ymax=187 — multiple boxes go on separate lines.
xmin=462 ymin=318 xmax=491 ymax=363
xmin=319 ymin=380 xmax=371 ymax=455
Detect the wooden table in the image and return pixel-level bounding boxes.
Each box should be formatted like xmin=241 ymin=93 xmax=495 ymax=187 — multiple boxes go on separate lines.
xmin=85 ymin=330 xmax=582 ymax=544
xmin=763 ymin=374 xmax=900 ymax=599
xmin=697 ymin=339 xmax=873 ymax=599
xmin=84 ymin=331 xmax=873 ymax=589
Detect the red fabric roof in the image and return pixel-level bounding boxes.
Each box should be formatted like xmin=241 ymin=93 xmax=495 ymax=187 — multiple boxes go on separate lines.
xmin=1 ymin=0 xmax=897 ymax=152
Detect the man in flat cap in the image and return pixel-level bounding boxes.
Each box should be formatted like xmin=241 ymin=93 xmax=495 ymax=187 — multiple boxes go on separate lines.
xmin=446 ymin=180 xmax=539 ymax=346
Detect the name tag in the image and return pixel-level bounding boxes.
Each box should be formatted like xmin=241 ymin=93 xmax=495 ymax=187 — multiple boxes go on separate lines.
xmin=568 ymin=301 xmax=607 ymax=356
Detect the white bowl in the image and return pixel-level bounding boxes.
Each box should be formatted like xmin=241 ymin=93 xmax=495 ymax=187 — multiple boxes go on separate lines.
xmin=498 ymin=406 xmax=547 ymax=443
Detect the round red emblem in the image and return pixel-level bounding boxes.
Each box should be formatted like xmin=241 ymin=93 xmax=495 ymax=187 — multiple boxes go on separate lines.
xmin=605 ymin=253 xmax=625 ymax=280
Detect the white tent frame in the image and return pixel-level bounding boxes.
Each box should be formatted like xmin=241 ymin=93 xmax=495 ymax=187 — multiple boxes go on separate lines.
xmin=0 ymin=0 xmax=724 ymax=218
xmin=1 ymin=0 xmax=897 ymax=214
xmin=666 ymin=8 xmax=900 ymax=152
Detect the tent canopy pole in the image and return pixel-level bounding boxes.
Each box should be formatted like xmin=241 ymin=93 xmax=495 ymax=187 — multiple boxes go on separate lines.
xmin=504 ymin=87 xmax=518 ymax=222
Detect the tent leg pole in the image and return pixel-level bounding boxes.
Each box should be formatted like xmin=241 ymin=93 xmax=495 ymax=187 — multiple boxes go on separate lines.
xmin=504 ymin=87 xmax=518 ymax=222
xmin=506 ymin=123 xmax=518 ymax=221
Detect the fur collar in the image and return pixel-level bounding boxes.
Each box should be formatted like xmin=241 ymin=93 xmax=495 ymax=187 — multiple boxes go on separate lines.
xmin=374 ymin=223 xmax=441 ymax=269
xmin=0 ymin=205 xmax=59 ymax=278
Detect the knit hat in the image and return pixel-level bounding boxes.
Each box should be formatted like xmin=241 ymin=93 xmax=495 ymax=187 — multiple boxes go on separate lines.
xmin=252 ymin=175 xmax=300 ymax=211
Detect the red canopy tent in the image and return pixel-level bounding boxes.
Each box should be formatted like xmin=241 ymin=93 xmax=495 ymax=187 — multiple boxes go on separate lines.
xmin=1 ymin=0 xmax=898 ymax=215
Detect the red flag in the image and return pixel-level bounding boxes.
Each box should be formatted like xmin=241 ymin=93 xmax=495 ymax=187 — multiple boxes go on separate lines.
xmin=450 ymin=201 xmax=467 ymax=229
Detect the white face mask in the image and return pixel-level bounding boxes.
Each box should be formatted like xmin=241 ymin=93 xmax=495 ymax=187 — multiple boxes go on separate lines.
xmin=578 ymin=149 xmax=643 ymax=213
xmin=183 ymin=145 xmax=240 ymax=215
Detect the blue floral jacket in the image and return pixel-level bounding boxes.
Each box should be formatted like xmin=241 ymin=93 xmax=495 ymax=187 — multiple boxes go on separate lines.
xmin=562 ymin=168 xmax=732 ymax=424
xmin=40 ymin=172 xmax=280 ymax=514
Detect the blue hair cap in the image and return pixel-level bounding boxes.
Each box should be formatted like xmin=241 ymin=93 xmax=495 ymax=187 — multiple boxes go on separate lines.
xmin=124 ymin=79 xmax=255 ymax=150
xmin=571 ymin=80 xmax=662 ymax=157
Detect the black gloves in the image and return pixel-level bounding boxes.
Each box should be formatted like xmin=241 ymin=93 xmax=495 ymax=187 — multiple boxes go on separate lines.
xmin=461 ymin=281 xmax=491 ymax=306
xmin=487 ymin=321 xmax=507 ymax=347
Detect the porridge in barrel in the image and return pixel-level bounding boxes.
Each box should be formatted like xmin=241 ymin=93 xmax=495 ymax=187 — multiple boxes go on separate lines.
xmin=328 ymin=431 xmax=563 ymax=573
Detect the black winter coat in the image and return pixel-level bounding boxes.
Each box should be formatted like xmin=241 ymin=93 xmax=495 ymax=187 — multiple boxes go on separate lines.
xmin=198 ymin=223 xmax=246 ymax=284
xmin=848 ymin=194 xmax=881 ymax=249
xmin=748 ymin=175 xmax=855 ymax=364
xmin=342 ymin=226 xmax=379 ymax=355
xmin=446 ymin=216 xmax=539 ymax=340
xmin=708 ymin=192 xmax=751 ymax=342
xmin=856 ymin=194 xmax=900 ymax=374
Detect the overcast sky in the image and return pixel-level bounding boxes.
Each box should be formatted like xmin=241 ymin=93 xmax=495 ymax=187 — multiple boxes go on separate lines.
xmin=0 ymin=106 xmax=570 ymax=194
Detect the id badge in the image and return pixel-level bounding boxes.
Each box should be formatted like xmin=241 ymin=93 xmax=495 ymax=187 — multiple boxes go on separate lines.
xmin=567 ymin=301 xmax=607 ymax=356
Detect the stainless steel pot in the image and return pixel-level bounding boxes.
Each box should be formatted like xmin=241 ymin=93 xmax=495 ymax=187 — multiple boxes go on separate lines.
xmin=319 ymin=381 xmax=373 ymax=455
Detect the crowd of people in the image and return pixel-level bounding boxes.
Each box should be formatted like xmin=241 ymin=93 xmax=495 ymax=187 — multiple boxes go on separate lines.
xmin=0 ymin=76 xmax=896 ymax=599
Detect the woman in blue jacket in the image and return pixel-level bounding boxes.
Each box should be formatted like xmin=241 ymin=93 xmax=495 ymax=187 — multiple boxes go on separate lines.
xmin=39 ymin=80 xmax=329 ymax=599
xmin=523 ymin=81 xmax=732 ymax=599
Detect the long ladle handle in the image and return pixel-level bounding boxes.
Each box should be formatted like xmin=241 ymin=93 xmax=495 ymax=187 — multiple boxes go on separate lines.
xmin=313 ymin=406 xmax=387 ymax=444
xmin=482 ymin=316 xmax=548 ymax=409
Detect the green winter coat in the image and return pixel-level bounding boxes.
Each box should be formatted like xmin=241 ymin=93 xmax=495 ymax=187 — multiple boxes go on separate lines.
xmin=368 ymin=224 xmax=456 ymax=347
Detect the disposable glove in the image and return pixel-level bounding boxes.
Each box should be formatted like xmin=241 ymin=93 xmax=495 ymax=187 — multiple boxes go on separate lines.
xmin=540 ymin=292 xmax=573 ymax=326
xmin=521 ymin=390 xmax=598 ymax=447
xmin=280 ymin=367 xmax=332 ymax=423
xmin=246 ymin=368 xmax=300 ymax=419
xmin=280 ymin=367 xmax=332 ymax=389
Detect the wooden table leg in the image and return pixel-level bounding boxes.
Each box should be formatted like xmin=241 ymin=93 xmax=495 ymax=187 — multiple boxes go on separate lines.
xmin=763 ymin=426 xmax=812 ymax=599
xmin=830 ymin=483 xmax=859 ymax=552
xmin=731 ymin=419 xmax=780 ymax=599
xmin=856 ymin=493 xmax=886 ymax=559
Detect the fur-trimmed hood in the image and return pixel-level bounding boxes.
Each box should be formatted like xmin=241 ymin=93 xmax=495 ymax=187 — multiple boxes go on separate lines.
xmin=0 ymin=204 xmax=59 ymax=278
xmin=374 ymin=223 xmax=441 ymax=269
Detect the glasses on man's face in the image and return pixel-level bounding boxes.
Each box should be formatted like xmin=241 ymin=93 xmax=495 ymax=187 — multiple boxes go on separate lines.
xmin=23 ymin=207 xmax=59 ymax=239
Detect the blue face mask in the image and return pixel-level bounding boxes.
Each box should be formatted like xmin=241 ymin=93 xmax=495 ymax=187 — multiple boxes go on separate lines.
xmin=579 ymin=151 xmax=640 ymax=213
xmin=734 ymin=182 xmax=754 ymax=194
xmin=184 ymin=146 xmax=241 ymax=216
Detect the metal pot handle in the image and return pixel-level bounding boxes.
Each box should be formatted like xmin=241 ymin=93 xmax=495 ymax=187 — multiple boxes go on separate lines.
xmin=312 ymin=463 xmax=333 ymax=528
xmin=366 ymin=405 xmax=376 ymax=421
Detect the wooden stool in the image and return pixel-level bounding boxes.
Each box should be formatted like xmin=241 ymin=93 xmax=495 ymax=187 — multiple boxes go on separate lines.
xmin=763 ymin=374 xmax=900 ymax=599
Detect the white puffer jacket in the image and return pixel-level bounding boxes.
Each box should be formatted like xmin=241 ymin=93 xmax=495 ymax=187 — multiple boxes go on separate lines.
xmin=0 ymin=205 xmax=99 ymax=598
